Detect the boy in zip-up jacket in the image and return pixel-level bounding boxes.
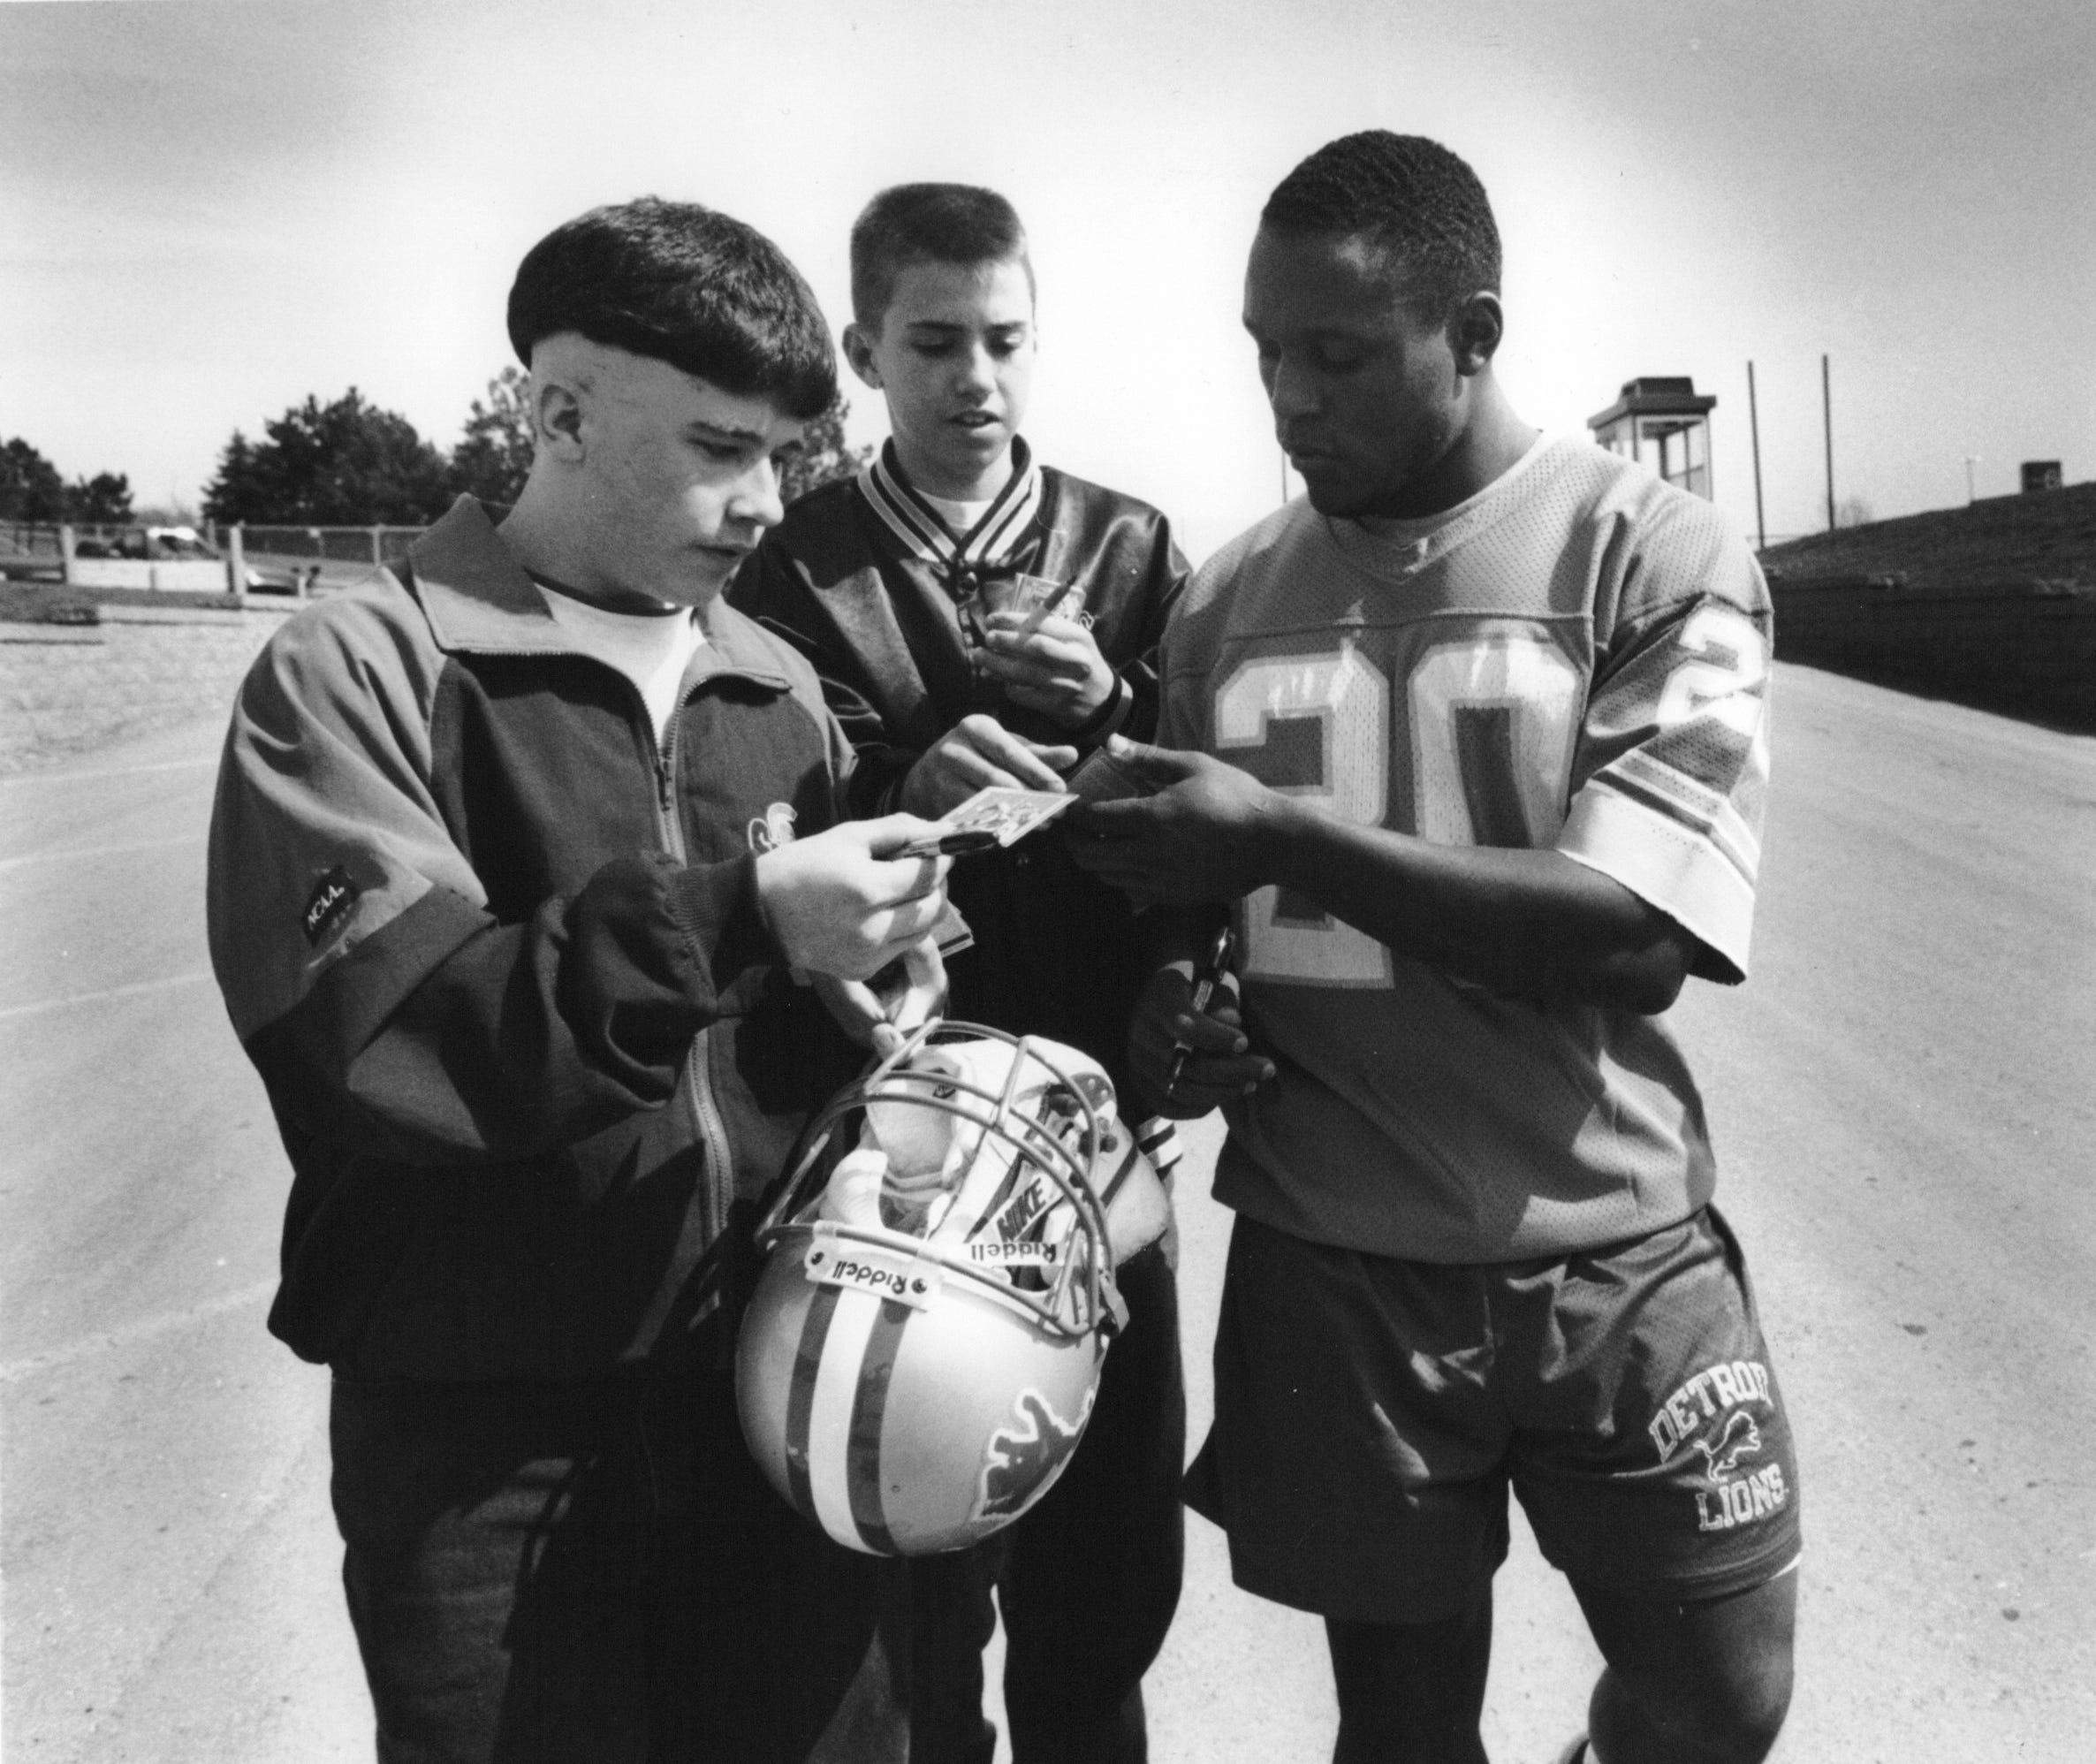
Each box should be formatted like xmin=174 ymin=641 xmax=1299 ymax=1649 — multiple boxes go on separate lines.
xmin=207 ymin=198 xmax=953 ymax=1763
xmin=732 ymin=183 xmax=1187 ymax=1764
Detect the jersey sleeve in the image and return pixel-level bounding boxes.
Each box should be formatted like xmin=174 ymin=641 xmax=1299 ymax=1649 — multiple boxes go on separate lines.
xmin=207 ymin=592 xmax=778 ymax=1168
xmin=1555 ymin=498 xmax=1773 ymax=985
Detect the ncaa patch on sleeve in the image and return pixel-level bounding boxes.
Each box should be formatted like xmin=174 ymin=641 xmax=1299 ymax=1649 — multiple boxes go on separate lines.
xmin=302 ymin=864 xmax=361 ymax=947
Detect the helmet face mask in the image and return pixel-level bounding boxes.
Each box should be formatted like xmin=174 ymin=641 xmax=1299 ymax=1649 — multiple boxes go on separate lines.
xmin=736 ymin=1020 xmax=1139 ymax=1555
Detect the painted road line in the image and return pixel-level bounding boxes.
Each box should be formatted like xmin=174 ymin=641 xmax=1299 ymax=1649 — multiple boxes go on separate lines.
xmin=0 ymin=757 xmax=217 ymax=787
xmin=0 ymin=834 xmax=205 ymax=871
xmin=0 ymin=969 xmax=216 ymax=1022
xmin=0 ymin=1276 xmax=278 ymax=1383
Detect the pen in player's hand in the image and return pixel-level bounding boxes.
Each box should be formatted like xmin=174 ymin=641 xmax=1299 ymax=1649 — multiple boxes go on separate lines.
xmin=1167 ymin=924 xmax=1236 ymax=1093
xmin=892 ymin=827 xmax=1002 ymax=859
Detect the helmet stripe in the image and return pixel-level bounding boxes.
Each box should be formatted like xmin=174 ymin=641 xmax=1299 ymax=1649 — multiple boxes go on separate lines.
xmin=846 ymin=1298 xmax=914 ymax=1555
xmin=783 ymin=1281 xmax=839 ymax=1523
xmin=807 ymin=1285 xmax=886 ymax=1549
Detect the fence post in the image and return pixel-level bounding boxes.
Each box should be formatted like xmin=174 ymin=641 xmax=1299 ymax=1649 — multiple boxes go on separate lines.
xmin=227 ymin=525 xmax=248 ymax=604
xmin=57 ymin=523 xmax=77 ymax=586
xmin=371 ymin=525 xmax=384 ymax=566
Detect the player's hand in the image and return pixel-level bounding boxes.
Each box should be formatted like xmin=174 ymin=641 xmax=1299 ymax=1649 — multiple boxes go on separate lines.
xmin=754 ymin=816 xmax=952 ymax=980
xmin=900 ymin=714 xmax=1076 ymax=819
xmin=1127 ymin=962 xmax=1273 ymax=1119
xmin=1065 ymin=737 xmax=1280 ymax=904
xmin=978 ymin=611 xmax=1117 ymax=727
xmin=812 ymin=934 xmax=948 ymax=1055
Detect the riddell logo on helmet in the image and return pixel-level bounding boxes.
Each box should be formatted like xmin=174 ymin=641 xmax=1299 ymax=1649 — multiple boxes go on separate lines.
xmin=976 ymin=1386 xmax=1094 ymax=1521
xmin=803 ymin=1241 xmax=940 ymax=1310
xmin=968 ymin=1238 xmax=1059 ymax=1267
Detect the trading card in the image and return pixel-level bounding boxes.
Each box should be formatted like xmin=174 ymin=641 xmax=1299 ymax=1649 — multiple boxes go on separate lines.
xmin=938 ymin=786 xmax=1076 ymax=847
xmin=959 ymin=573 xmax=1078 ymax=647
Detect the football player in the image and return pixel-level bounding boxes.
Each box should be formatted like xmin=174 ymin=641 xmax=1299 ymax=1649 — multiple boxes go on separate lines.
xmin=1069 ymin=133 xmax=1798 ymax=1764
xmin=732 ymin=183 xmax=1188 ymax=1764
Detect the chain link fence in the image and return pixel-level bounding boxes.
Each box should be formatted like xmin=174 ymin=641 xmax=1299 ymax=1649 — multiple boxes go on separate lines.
xmin=2 ymin=522 xmax=429 ymax=594
xmin=234 ymin=525 xmax=424 ymax=566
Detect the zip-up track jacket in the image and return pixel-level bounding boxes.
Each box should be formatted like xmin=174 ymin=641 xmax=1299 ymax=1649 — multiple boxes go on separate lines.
xmin=207 ymin=498 xmax=861 ymax=1380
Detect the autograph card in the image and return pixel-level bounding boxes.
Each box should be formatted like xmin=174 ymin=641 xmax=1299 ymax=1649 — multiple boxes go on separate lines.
xmin=959 ymin=574 xmax=1079 ymax=647
xmin=938 ymin=786 xmax=1075 ymax=848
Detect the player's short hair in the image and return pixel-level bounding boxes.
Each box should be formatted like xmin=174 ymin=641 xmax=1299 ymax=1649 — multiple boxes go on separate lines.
xmin=1261 ymin=133 xmax=1500 ymax=326
xmin=507 ymin=196 xmax=836 ymax=420
xmin=849 ymin=184 xmax=1035 ymax=330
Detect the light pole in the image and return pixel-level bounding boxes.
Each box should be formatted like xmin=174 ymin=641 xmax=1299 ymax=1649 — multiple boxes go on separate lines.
xmin=1821 ymin=354 xmax=1835 ymax=532
xmin=1746 ymin=361 xmax=1766 ymax=551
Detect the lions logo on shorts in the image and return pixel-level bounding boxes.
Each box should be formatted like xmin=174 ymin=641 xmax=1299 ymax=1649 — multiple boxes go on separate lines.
xmin=747 ymin=802 xmax=797 ymax=854
xmin=1648 ymin=1358 xmax=1791 ymax=1534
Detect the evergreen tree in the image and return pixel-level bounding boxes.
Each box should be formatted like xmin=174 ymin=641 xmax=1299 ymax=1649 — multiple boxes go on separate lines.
xmin=1 ymin=437 xmax=70 ymax=521
xmin=451 ymin=366 xmax=535 ymax=508
xmin=69 ymin=472 xmax=134 ymax=525
xmin=0 ymin=440 xmax=133 ymax=524
xmin=202 ymin=390 xmax=453 ymax=524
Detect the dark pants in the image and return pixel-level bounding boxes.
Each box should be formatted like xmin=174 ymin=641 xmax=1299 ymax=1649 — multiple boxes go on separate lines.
xmin=904 ymin=1243 xmax=1187 ymax=1764
xmin=330 ymin=1370 xmax=903 ymax=1763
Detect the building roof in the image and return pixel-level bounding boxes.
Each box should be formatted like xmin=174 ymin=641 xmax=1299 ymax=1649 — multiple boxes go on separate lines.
xmin=1587 ymin=376 xmax=1718 ymax=430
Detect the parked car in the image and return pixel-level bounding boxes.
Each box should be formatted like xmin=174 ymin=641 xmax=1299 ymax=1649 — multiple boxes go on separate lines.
xmin=133 ymin=527 xmax=299 ymax=591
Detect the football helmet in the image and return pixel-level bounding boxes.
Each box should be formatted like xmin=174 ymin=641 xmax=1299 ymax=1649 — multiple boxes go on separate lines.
xmin=735 ymin=1019 xmax=1163 ymax=1555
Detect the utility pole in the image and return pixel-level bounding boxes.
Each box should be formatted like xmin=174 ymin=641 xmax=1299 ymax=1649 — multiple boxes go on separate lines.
xmin=1747 ymin=361 xmax=1766 ymax=551
xmin=1821 ymin=353 xmax=1835 ymax=531
xmin=1963 ymin=455 xmax=1979 ymax=504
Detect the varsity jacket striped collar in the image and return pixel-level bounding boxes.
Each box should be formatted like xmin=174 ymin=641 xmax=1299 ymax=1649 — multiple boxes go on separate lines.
xmin=855 ymin=438 xmax=1044 ymax=589
xmin=407 ymin=495 xmax=791 ymax=687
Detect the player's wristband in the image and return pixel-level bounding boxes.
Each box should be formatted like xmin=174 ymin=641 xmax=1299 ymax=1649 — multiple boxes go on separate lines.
xmin=1067 ymin=671 xmax=1129 ymax=745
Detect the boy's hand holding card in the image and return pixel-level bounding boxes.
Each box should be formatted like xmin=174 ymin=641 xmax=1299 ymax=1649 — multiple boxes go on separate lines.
xmin=958 ymin=572 xmax=1078 ymax=649
xmin=893 ymin=786 xmax=1075 ymax=857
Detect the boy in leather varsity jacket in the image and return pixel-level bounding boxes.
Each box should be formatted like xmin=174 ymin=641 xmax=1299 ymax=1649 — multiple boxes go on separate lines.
xmin=731 ymin=183 xmax=1187 ymax=1764
xmin=207 ymin=199 xmax=951 ymax=1764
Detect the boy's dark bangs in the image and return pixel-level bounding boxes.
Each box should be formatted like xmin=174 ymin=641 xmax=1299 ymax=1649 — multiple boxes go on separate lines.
xmin=507 ymin=198 xmax=838 ymax=422
xmin=573 ymin=308 xmax=835 ymax=422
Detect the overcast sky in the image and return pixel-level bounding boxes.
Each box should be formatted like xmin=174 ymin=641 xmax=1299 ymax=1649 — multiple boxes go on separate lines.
xmin=4 ymin=0 xmax=2090 ymax=560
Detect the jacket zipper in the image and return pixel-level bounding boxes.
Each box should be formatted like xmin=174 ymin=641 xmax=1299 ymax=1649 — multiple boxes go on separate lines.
xmin=646 ymin=694 xmax=735 ymax=1250
xmin=455 ymin=638 xmax=744 ymax=1251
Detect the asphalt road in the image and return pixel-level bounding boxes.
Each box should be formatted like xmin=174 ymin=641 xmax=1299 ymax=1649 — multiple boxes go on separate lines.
xmin=4 ymin=663 xmax=2091 ymax=1761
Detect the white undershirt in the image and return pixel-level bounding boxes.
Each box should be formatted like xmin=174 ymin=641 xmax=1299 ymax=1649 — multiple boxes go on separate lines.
xmin=920 ymin=490 xmax=995 ymax=534
xmin=534 ymin=582 xmax=705 ymax=746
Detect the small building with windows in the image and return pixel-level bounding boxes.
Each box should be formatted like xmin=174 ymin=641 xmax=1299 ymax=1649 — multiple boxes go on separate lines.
xmin=1588 ymin=376 xmax=1717 ymax=500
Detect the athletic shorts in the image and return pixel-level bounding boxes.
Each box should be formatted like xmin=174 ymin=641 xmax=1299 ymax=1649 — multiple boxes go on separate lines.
xmin=1183 ymin=1205 xmax=1802 ymax=1625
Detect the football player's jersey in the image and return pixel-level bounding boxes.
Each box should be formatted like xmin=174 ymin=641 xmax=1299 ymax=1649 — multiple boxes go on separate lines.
xmin=1160 ymin=437 xmax=1773 ymax=1262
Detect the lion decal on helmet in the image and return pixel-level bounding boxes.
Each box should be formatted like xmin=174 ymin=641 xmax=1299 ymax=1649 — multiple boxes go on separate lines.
xmin=735 ymin=1021 xmax=1165 ymax=1555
